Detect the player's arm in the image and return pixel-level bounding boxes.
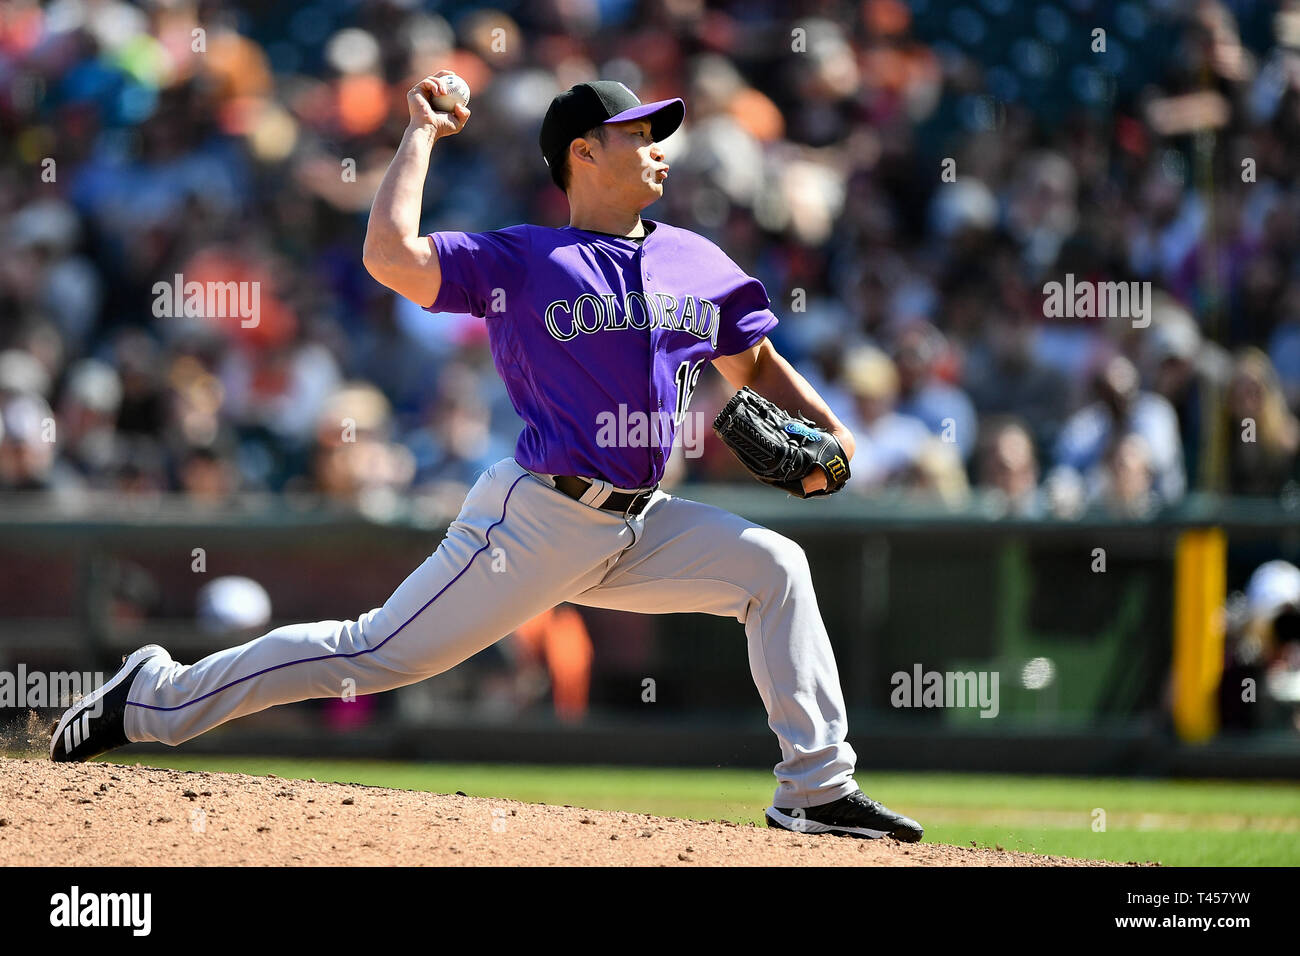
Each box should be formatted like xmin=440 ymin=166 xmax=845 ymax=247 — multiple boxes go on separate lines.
xmin=362 ymin=72 xmax=470 ymax=308
xmin=713 ymin=337 xmax=855 ymax=494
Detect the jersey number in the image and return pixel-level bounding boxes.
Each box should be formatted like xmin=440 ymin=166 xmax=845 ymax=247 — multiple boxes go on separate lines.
xmin=673 ymin=359 xmax=704 ymax=427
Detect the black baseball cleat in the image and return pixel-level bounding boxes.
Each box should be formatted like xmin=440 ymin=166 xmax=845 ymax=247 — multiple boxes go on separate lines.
xmin=766 ymin=788 xmax=924 ymax=842
xmin=50 ymin=645 xmax=166 ymax=763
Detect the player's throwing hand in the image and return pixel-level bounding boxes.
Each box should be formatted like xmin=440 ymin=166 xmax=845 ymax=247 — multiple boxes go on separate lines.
xmin=407 ymin=71 xmax=471 ymax=139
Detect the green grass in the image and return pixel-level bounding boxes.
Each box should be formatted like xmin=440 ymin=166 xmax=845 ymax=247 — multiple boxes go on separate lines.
xmin=105 ymin=754 xmax=1300 ymax=866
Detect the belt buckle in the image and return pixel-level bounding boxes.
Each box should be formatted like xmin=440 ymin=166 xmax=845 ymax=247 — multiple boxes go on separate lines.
xmin=624 ymin=487 xmax=655 ymax=517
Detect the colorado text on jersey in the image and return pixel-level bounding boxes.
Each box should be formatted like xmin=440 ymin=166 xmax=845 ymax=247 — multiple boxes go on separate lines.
xmin=543 ymin=292 xmax=721 ymax=349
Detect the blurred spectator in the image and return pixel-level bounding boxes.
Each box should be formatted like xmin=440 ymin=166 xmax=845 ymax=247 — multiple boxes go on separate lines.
xmin=964 ymin=315 xmax=1069 ymax=454
xmin=4 ymin=199 xmax=101 ymax=346
xmin=841 ymin=345 xmax=931 ymax=491
xmin=403 ymin=362 xmax=512 ymax=496
xmin=178 ymin=445 xmax=238 ymax=505
xmin=303 ymin=383 xmax=415 ymax=513
xmin=976 ymin=418 xmax=1044 ymax=518
xmin=0 ymin=392 xmax=58 ymax=490
xmin=54 ymin=358 xmax=123 ymax=483
xmin=1004 ymin=151 xmax=1079 ymax=276
xmin=110 ymin=331 xmax=168 ymax=438
xmin=891 ymin=321 xmax=978 ymax=463
xmin=1091 ymin=432 xmax=1160 ymax=519
xmin=903 ymin=438 xmax=970 ymax=508
xmin=1054 ymin=355 xmax=1187 ymax=507
xmin=1217 ymin=348 xmax=1300 ymax=496
xmin=0 ymin=349 xmax=52 ymax=400
xmin=1269 ymin=288 xmax=1300 ymax=409
xmin=1138 ymin=296 xmax=1231 ymax=490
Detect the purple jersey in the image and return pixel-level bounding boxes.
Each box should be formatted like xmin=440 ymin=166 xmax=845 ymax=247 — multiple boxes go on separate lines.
xmin=426 ymin=220 xmax=777 ymax=488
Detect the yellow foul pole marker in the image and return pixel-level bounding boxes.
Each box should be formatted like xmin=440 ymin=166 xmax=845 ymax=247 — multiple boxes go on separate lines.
xmin=1172 ymin=527 xmax=1227 ymax=742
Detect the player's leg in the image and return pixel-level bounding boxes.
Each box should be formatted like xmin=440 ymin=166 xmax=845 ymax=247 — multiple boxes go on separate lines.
xmin=115 ymin=460 xmax=633 ymax=748
xmin=569 ymin=491 xmax=858 ymax=810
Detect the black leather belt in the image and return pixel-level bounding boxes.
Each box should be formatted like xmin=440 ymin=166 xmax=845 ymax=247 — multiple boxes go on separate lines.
xmin=552 ymin=475 xmax=655 ymax=517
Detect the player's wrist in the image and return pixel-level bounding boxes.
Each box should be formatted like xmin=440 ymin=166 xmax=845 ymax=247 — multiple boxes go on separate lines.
xmin=831 ymin=426 xmax=855 ymax=462
xmin=406 ymin=122 xmax=439 ymax=147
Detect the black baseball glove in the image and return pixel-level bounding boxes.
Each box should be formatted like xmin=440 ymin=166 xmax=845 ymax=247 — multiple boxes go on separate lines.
xmin=712 ymin=387 xmax=851 ymax=498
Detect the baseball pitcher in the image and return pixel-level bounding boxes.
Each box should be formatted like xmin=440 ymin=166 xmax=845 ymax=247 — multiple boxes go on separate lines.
xmin=52 ymin=73 xmax=923 ymax=841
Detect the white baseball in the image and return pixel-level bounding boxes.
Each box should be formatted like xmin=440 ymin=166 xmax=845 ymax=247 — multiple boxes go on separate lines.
xmin=428 ymin=73 xmax=470 ymax=114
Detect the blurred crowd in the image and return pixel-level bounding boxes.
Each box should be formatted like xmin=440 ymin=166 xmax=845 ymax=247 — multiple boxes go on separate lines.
xmin=2 ymin=0 xmax=1300 ymax=520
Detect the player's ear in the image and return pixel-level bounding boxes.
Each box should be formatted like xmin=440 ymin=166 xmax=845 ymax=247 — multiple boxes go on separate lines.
xmin=579 ymin=132 xmax=608 ymax=169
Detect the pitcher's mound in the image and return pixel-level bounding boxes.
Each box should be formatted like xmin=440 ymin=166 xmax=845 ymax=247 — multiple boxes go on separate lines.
xmin=0 ymin=759 xmax=1126 ymax=866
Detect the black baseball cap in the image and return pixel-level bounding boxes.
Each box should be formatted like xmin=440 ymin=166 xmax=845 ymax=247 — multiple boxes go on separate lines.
xmin=539 ymin=81 xmax=685 ymax=187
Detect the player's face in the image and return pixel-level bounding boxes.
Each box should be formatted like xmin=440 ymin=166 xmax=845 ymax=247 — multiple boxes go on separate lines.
xmin=593 ymin=118 xmax=669 ymax=207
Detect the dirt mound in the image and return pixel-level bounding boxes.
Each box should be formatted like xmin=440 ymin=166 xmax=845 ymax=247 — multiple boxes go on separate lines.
xmin=0 ymin=759 xmax=1125 ymax=866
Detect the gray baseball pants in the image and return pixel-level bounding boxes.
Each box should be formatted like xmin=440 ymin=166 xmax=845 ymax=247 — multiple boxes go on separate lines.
xmin=124 ymin=457 xmax=859 ymax=808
